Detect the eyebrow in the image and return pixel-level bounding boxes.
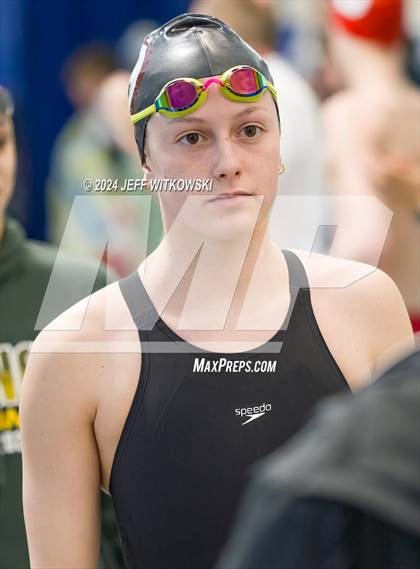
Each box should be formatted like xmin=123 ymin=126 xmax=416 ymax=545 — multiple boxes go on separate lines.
xmin=168 ymin=106 xmax=267 ymax=125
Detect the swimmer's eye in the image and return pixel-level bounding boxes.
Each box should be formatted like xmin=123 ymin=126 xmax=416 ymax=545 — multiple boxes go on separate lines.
xmin=177 ymin=132 xmax=205 ymax=145
xmin=177 ymin=125 xmax=264 ymax=145
xmin=241 ymin=125 xmax=263 ymax=138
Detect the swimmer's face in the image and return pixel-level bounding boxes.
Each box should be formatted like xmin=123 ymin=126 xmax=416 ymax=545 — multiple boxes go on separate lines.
xmin=0 ymin=114 xmax=16 ymax=217
xmin=142 ymin=81 xmax=280 ymax=239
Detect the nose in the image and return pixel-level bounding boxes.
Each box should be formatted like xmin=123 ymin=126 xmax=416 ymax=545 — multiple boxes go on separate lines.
xmin=213 ymin=137 xmax=242 ymax=181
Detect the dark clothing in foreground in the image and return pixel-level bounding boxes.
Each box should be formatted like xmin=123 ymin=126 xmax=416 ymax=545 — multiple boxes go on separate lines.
xmin=218 ymin=350 xmax=420 ymax=569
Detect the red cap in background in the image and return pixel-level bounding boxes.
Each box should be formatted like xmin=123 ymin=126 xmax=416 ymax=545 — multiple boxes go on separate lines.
xmin=330 ymin=0 xmax=403 ymax=45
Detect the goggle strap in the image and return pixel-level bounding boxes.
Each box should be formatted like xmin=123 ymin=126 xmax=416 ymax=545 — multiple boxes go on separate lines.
xmin=266 ymin=80 xmax=277 ymax=100
xmin=131 ymin=103 xmax=156 ymax=125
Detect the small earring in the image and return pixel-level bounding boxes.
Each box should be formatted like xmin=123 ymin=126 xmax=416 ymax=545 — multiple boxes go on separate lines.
xmin=278 ymin=162 xmax=285 ymax=176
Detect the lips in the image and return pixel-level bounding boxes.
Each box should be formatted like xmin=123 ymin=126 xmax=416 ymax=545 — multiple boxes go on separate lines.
xmin=207 ymin=191 xmax=253 ymax=203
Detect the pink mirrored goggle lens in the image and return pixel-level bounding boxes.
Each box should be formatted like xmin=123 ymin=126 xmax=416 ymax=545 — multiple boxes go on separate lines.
xmin=166 ymin=80 xmax=198 ymax=110
xmin=228 ymin=68 xmax=259 ymax=95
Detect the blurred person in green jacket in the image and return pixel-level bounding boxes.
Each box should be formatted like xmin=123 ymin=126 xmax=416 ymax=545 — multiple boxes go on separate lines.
xmin=0 ymin=85 xmax=124 ymax=568
xmin=48 ymin=65 xmax=163 ymax=277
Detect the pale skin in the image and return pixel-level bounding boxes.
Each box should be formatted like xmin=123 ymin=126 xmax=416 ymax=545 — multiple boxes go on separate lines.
xmin=21 ymin=81 xmax=414 ymax=567
xmin=324 ymin=32 xmax=420 ymax=316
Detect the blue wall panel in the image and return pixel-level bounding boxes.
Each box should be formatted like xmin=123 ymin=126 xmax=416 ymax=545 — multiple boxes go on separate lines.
xmin=0 ymin=0 xmax=190 ymax=238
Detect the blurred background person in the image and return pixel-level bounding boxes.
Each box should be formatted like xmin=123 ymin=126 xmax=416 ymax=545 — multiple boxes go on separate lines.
xmin=61 ymin=42 xmax=118 ymax=112
xmin=0 ymin=85 xmax=123 ymax=569
xmin=190 ymin=0 xmax=331 ymax=252
xmin=218 ymin=347 xmax=420 ymax=569
xmin=323 ymin=0 xmax=420 ymax=332
xmin=48 ymin=64 xmax=162 ymax=276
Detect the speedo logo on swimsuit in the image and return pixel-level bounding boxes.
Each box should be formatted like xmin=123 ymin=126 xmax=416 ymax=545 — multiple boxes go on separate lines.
xmin=193 ymin=357 xmax=277 ymax=374
xmin=235 ymin=402 xmax=272 ymax=425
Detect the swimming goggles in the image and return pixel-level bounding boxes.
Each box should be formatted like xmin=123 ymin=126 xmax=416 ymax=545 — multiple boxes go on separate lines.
xmin=130 ymin=65 xmax=277 ymax=124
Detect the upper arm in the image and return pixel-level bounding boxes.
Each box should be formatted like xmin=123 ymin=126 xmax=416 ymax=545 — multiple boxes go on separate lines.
xmin=20 ymin=333 xmax=102 ymax=568
xmin=366 ymin=269 xmax=415 ymax=378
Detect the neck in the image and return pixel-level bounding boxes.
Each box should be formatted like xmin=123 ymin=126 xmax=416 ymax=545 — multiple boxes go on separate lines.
xmin=334 ymin=35 xmax=406 ymax=93
xmin=140 ymin=216 xmax=281 ymax=328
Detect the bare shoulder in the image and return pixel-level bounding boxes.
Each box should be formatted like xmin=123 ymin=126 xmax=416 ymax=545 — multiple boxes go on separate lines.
xmin=21 ymin=280 xmax=140 ymax=419
xmin=293 ymin=249 xmax=412 ymax=327
xmin=292 ymin=248 xmax=394 ymax=293
xmin=38 ymin=279 xmax=139 ymax=345
xmin=291 ymin=250 xmax=414 ymax=385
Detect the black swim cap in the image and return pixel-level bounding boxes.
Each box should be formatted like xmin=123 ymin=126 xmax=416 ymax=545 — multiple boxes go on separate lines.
xmin=128 ymin=13 xmax=279 ymax=164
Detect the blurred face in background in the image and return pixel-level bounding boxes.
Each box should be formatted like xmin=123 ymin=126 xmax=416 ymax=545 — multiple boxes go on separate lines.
xmin=143 ymin=81 xmax=281 ymax=241
xmin=62 ymin=43 xmax=117 ymax=110
xmin=66 ymin=70 xmax=104 ymax=110
xmin=95 ymin=71 xmax=138 ymax=156
xmin=0 ymin=113 xmax=16 ymax=219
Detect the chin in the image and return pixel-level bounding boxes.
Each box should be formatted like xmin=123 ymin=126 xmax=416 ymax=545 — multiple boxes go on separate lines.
xmin=164 ymin=193 xmax=270 ymax=240
xmin=191 ymin=205 xmax=264 ymax=241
